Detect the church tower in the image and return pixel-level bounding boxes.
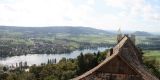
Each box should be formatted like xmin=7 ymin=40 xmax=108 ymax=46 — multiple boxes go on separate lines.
xmin=117 ymin=28 xmax=123 ymax=43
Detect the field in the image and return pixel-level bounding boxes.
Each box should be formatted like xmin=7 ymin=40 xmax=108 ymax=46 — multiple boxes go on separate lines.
xmin=143 ymin=50 xmax=160 ymax=69
xmin=143 ymin=50 xmax=160 ymax=61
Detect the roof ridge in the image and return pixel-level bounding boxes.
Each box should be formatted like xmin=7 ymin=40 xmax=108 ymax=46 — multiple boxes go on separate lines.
xmin=72 ymin=35 xmax=159 ymax=80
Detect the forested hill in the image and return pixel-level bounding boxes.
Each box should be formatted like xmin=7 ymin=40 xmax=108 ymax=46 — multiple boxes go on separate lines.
xmin=0 ymin=26 xmax=112 ymax=35
xmin=133 ymin=31 xmax=153 ymax=36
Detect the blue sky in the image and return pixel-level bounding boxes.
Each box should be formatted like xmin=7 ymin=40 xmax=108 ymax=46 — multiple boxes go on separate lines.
xmin=0 ymin=0 xmax=160 ymax=32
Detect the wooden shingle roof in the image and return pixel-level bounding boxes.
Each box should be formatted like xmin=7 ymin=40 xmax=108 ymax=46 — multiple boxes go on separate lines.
xmin=72 ymin=36 xmax=159 ymax=80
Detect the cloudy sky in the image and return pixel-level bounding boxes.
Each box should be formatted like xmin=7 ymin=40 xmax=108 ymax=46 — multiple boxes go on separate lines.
xmin=0 ymin=0 xmax=160 ymax=32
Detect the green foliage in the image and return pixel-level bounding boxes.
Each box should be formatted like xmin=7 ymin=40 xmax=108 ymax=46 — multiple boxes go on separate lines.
xmin=0 ymin=73 xmax=8 ymax=80
xmin=144 ymin=59 xmax=160 ymax=78
xmin=143 ymin=50 xmax=160 ymax=78
xmin=30 ymin=65 xmax=43 ymax=79
xmin=28 ymin=58 xmax=77 ymax=80
xmin=3 ymin=66 xmax=8 ymax=72
xmin=77 ymin=51 xmax=107 ymax=75
xmin=1 ymin=50 xmax=108 ymax=80
xmin=77 ymin=53 xmax=85 ymax=74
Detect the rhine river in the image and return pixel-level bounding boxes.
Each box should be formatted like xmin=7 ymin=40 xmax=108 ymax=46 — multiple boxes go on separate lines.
xmin=0 ymin=47 xmax=109 ymax=66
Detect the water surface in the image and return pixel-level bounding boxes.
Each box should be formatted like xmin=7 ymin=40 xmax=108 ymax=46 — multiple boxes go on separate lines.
xmin=0 ymin=47 xmax=108 ymax=66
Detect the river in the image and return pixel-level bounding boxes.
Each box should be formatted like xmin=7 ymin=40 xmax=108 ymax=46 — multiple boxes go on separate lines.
xmin=0 ymin=47 xmax=109 ymax=66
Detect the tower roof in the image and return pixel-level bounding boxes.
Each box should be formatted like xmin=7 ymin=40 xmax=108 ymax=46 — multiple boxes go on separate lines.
xmin=118 ymin=27 xmax=122 ymax=34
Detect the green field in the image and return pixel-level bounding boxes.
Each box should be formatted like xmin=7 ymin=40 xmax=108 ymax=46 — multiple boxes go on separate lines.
xmin=60 ymin=34 xmax=116 ymax=44
xmin=143 ymin=50 xmax=160 ymax=69
xmin=143 ymin=50 xmax=160 ymax=61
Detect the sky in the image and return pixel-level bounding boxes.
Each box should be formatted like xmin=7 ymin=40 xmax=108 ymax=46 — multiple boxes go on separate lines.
xmin=0 ymin=0 xmax=160 ymax=32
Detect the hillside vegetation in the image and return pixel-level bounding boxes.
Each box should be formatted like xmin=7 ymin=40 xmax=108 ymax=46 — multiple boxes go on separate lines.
xmin=0 ymin=26 xmax=160 ymax=57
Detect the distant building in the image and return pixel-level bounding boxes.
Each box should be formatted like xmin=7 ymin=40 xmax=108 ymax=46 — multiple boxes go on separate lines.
xmin=117 ymin=28 xmax=135 ymax=44
xmin=72 ymin=29 xmax=158 ymax=80
xmin=117 ymin=28 xmax=123 ymax=43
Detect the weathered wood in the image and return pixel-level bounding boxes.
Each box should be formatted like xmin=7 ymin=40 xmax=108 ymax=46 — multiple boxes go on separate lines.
xmin=72 ymin=36 xmax=159 ymax=80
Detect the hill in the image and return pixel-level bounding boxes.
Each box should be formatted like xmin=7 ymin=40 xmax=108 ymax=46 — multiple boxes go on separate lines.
xmin=133 ymin=31 xmax=153 ymax=36
xmin=0 ymin=26 xmax=112 ymax=36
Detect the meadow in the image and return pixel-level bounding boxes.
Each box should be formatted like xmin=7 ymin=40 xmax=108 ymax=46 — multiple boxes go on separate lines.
xmin=143 ymin=50 xmax=160 ymax=70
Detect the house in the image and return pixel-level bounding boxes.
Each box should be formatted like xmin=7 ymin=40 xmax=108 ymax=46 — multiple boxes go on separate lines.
xmin=72 ymin=30 xmax=159 ymax=80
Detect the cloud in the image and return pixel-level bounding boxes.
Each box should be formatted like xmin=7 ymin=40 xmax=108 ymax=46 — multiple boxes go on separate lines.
xmin=86 ymin=0 xmax=95 ymax=5
xmin=0 ymin=0 xmax=160 ymax=32
xmin=104 ymin=0 xmax=160 ymax=22
xmin=0 ymin=0 xmax=93 ymax=26
xmin=101 ymin=0 xmax=160 ymax=32
xmin=104 ymin=0 xmax=129 ymax=8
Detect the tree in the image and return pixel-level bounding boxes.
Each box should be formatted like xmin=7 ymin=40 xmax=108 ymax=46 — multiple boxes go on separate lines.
xmin=3 ymin=66 xmax=8 ymax=72
xmin=29 ymin=65 xmax=43 ymax=79
xmin=144 ymin=59 xmax=160 ymax=78
xmin=0 ymin=73 xmax=8 ymax=80
xmin=77 ymin=52 xmax=85 ymax=75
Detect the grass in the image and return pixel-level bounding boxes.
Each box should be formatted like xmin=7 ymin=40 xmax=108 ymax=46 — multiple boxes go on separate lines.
xmin=65 ymin=34 xmax=117 ymax=44
xmin=143 ymin=50 xmax=160 ymax=60
xmin=143 ymin=50 xmax=160 ymax=69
